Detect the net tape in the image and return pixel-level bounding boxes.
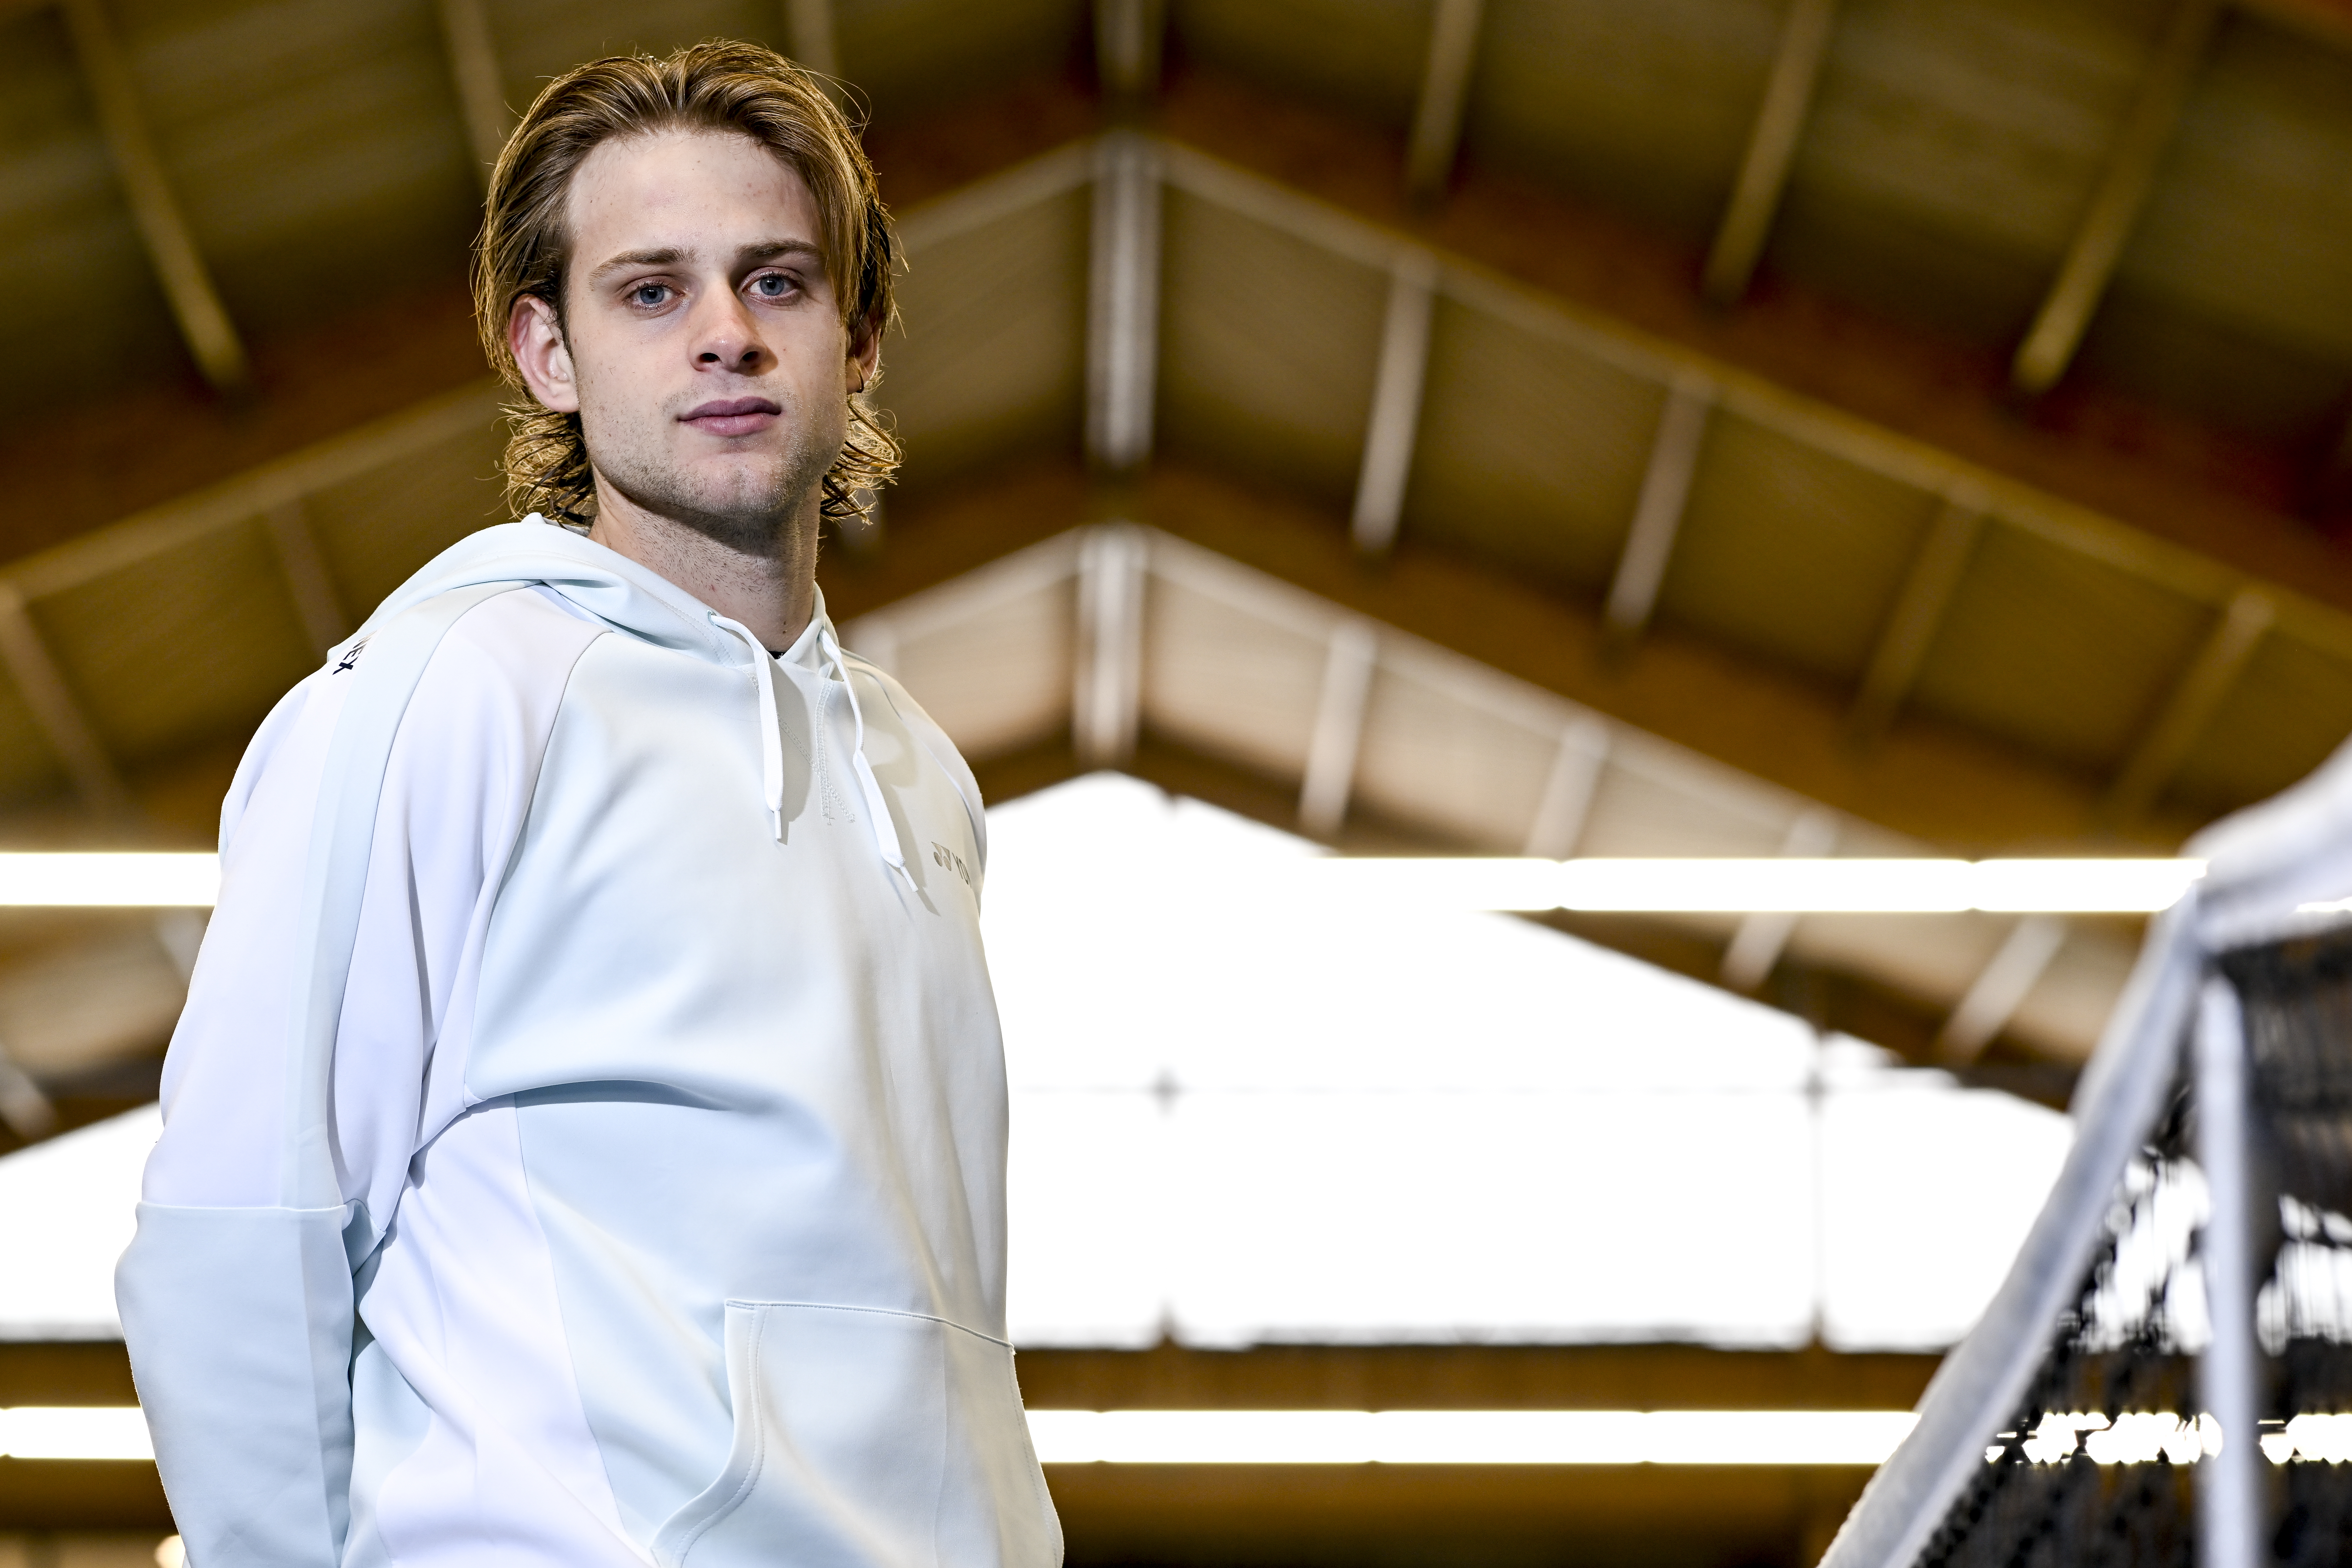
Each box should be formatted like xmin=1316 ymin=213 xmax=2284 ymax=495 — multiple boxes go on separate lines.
xmin=1903 ymin=930 xmax=2352 ymax=1568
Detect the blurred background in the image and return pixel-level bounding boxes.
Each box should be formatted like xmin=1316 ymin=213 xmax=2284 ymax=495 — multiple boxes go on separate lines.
xmin=3 ymin=0 xmax=2352 ymax=1563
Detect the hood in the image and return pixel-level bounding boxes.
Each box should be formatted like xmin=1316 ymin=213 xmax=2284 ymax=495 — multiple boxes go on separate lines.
xmin=343 ymin=518 xmax=761 ymax=666
xmin=341 ymin=517 xmax=908 ymax=882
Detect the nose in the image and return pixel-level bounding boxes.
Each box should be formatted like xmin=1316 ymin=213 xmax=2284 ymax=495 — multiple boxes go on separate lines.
xmin=690 ymin=291 xmax=769 ymax=375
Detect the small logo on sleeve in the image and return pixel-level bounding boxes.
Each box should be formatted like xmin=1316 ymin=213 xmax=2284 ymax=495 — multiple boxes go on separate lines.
xmin=931 ymin=842 xmax=973 ymax=888
xmin=332 ymin=640 xmax=368 ymax=674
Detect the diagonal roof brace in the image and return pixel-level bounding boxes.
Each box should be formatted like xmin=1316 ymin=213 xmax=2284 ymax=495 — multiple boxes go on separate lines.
xmin=2105 ymin=585 xmax=2274 ymax=823
xmin=59 ymin=0 xmax=249 ymax=393
xmin=1404 ymin=0 xmax=1485 ymax=202
xmin=435 ymin=0 xmax=511 ymax=183
xmin=1603 ymin=373 xmax=1715 ymax=648
xmin=1720 ymin=807 xmax=1840 ymax=992
xmin=1937 ymin=914 xmax=2070 ymax=1064
xmin=1350 ymin=249 xmax=1442 ymax=556
xmin=1298 ymin=619 xmax=1380 ymax=840
xmin=1703 ymin=0 xmax=1841 ymax=306
xmin=1847 ymin=493 xmax=1987 ymax=743
xmin=2010 ymin=0 xmax=2225 ymax=395
xmin=782 ymin=0 xmax=841 ymax=84
xmin=0 ymin=582 xmax=133 ymax=821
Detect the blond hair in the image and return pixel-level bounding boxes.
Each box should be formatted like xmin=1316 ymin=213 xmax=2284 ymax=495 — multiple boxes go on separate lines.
xmin=471 ymin=40 xmax=899 ymax=526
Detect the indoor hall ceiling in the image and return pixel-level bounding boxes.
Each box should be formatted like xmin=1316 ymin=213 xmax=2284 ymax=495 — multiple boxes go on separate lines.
xmin=0 ymin=128 xmax=2317 ymax=1135
xmin=8 ymin=0 xmax=2352 ymax=1139
xmin=1169 ymin=0 xmax=2352 ymax=448
xmin=888 ymin=137 xmax=2352 ymax=836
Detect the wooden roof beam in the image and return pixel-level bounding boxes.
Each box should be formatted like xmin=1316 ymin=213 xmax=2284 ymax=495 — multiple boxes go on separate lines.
xmin=1937 ymin=916 xmax=2070 ymax=1065
xmin=2104 ymin=585 xmax=2274 ymax=822
xmin=261 ymin=499 xmax=351 ymax=660
xmin=1298 ymin=619 xmax=1380 ymax=839
xmin=1847 ymin=497 xmax=1986 ymax=743
xmin=0 ymin=582 xmax=132 ymax=821
xmin=781 ymin=0 xmax=840 ymax=81
xmin=1404 ymin=0 xmax=1484 ymax=203
xmin=2232 ymin=0 xmax=2352 ymax=54
xmin=0 ymin=1042 xmax=56 ymax=1140
xmin=1086 ymin=133 xmax=1163 ymax=475
xmin=1602 ymin=374 xmax=1714 ymax=648
xmin=1349 ymin=249 xmax=1440 ymax=556
xmin=1094 ymin=0 xmax=1164 ymax=107
xmin=1521 ymin=718 xmax=1610 ymax=859
xmin=1720 ymin=808 xmax=1839 ymax=992
xmin=59 ymin=0 xmax=249 ymax=393
xmin=2010 ymin=0 xmax=2225 ymax=396
xmin=434 ymin=0 xmax=509 ymax=185
xmin=1702 ymin=0 xmax=1840 ymax=306
xmin=1074 ymin=526 xmax=1147 ymax=767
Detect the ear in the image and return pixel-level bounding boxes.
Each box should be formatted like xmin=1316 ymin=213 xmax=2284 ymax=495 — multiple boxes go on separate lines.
xmin=847 ymin=312 xmax=883 ymax=396
xmin=509 ymin=295 xmax=580 ymax=414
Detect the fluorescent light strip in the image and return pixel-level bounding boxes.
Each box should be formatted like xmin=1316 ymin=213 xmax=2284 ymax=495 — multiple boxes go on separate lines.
xmin=1025 ymin=1410 xmax=1919 ymax=1466
xmin=0 ymin=1406 xmax=155 ymax=1460
xmin=0 ymin=853 xmax=2203 ymax=913
xmin=19 ymin=1406 xmax=2352 ymax=1467
xmin=0 ymin=853 xmax=219 ymax=906
xmin=1297 ymin=858 xmax=2207 ymax=914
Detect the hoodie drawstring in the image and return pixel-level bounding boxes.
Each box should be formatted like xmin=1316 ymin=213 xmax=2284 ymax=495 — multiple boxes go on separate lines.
xmin=816 ymin=620 xmax=912 ymax=886
xmin=709 ymin=613 xmax=789 ymax=841
xmin=707 ymin=611 xmax=910 ymax=885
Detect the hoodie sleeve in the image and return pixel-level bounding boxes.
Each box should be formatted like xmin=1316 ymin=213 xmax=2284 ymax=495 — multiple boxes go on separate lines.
xmin=116 ymin=587 xmax=599 ymax=1568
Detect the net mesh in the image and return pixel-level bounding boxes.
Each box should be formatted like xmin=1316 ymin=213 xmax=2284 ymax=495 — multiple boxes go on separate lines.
xmin=1906 ymin=929 xmax=2352 ymax=1568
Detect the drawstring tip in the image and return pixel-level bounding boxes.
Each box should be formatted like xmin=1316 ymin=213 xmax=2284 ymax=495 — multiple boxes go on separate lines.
xmin=770 ymin=808 xmax=785 ymax=843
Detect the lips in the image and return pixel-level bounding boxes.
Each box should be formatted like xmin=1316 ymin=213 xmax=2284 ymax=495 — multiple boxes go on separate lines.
xmin=681 ymin=397 xmax=781 ymax=438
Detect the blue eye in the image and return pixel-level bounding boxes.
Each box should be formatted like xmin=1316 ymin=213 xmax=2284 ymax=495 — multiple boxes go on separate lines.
xmin=632 ymin=283 xmax=669 ymax=306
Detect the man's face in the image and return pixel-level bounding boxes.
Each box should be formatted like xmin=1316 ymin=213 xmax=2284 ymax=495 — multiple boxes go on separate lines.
xmin=509 ymin=128 xmax=874 ymax=552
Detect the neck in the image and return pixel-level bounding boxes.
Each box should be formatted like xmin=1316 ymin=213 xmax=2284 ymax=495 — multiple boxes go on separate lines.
xmin=585 ymin=481 xmax=821 ymax=650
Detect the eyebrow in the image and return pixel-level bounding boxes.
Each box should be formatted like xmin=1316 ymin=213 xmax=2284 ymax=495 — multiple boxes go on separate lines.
xmin=585 ymin=240 xmax=823 ymax=286
xmin=586 ymin=247 xmax=685 ymax=285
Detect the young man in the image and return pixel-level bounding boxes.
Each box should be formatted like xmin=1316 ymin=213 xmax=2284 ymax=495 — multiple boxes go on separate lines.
xmin=117 ymin=42 xmax=1060 ymax=1568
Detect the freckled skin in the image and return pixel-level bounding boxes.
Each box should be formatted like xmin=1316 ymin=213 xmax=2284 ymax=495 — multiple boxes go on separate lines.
xmin=508 ymin=128 xmax=879 ymax=650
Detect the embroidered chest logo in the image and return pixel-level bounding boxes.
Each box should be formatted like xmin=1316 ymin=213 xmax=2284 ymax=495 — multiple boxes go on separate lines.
xmin=332 ymin=639 xmax=368 ymax=674
xmin=931 ymin=842 xmax=973 ymax=888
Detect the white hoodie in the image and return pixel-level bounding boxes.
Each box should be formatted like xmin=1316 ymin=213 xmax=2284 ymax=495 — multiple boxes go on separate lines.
xmin=116 ymin=521 xmax=1061 ymax=1568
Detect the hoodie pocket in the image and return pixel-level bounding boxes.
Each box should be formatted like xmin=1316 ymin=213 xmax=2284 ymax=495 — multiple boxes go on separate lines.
xmin=652 ymin=1300 xmax=1061 ymax=1568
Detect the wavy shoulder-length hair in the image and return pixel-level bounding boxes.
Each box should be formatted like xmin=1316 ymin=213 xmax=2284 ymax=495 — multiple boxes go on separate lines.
xmin=471 ymin=40 xmax=899 ymax=528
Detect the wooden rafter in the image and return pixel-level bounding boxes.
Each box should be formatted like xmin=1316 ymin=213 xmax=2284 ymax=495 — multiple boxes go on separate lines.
xmin=2010 ymin=0 xmax=2225 ymax=395
xmin=1094 ymin=0 xmax=1163 ymax=104
xmin=1086 ymin=134 xmax=1162 ymax=474
xmin=1404 ymin=0 xmax=1485 ymax=201
xmin=1521 ymin=719 xmax=1611 ymax=859
xmin=1350 ymin=249 xmax=1441 ymax=555
xmin=781 ymin=0 xmax=840 ymax=80
xmin=2105 ymin=586 xmax=2275 ymax=822
xmin=1848 ymin=497 xmax=1986 ymax=742
xmin=261 ymin=499 xmax=351 ymax=660
xmin=1074 ymin=526 xmax=1147 ymax=767
xmin=1603 ymin=374 xmax=1714 ymax=645
xmin=1938 ymin=916 xmax=2070 ymax=1064
xmin=434 ymin=0 xmax=509 ymax=182
xmin=0 ymin=582 xmax=131 ymax=820
xmin=1702 ymin=0 xmax=1840 ymax=306
xmin=1720 ymin=808 xmax=1838 ymax=992
xmin=59 ymin=0 xmax=249 ymax=392
xmin=1297 ymin=619 xmax=1379 ymax=838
